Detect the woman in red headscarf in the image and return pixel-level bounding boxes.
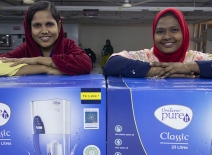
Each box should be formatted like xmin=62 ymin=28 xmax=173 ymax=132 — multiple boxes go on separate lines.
xmin=104 ymin=8 xmax=212 ymax=78
xmin=0 ymin=1 xmax=92 ymax=76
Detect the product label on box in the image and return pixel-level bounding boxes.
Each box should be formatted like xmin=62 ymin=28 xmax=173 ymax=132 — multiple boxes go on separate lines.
xmin=81 ymin=92 xmax=101 ymax=100
xmin=0 ymin=103 xmax=11 ymax=146
xmin=81 ymin=88 xmax=101 ymax=104
xmin=107 ymin=83 xmax=212 ymax=155
xmin=83 ymin=145 xmax=100 ymax=155
xmin=0 ymin=103 xmax=10 ymax=126
xmin=154 ymin=105 xmax=193 ymax=130
xmin=84 ymin=108 xmax=99 ymax=129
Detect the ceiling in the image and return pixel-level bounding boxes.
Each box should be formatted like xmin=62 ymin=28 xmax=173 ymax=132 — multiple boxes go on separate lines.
xmin=0 ymin=0 xmax=212 ymax=24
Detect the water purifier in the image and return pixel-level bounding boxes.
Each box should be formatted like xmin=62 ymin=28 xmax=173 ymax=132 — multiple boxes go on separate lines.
xmin=31 ymin=99 xmax=71 ymax=155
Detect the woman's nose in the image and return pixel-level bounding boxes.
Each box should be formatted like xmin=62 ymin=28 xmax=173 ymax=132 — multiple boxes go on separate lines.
xmin=163 ymin=31 xmax=171 ymax=40
xmin=41 ymin=30 xmax=48 ymax=34
xmin=41 ymin=26 xmax=48 ymax=34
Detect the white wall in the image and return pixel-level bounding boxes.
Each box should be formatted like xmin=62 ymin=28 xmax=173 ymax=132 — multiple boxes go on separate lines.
xmin=188 ymin=24 xmax=195 ymax=50
xmin=206 ymin=40 xmax=212 ymax=53
xmin=63 ymin=23 xmax=78 ymax=44
xmin=79 ymin=23 xmax=196 ymax=63
xmin=79 ymin=24 xmax=153 ymax=63
xmin=204 ymin=29 xmax=212 ymax=53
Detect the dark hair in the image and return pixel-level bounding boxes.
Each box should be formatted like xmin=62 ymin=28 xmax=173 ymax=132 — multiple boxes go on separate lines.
xmin=27 ymin=1 xmax=59 ymax=26
xmin=106 ymin=39 xmax=111 ymax=44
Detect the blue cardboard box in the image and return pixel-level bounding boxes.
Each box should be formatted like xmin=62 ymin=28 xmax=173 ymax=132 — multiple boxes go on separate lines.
xmin=107 ymin=77 xmax=212 ymax=155
xmin=0 ymin=74 xmax=106 ymax=155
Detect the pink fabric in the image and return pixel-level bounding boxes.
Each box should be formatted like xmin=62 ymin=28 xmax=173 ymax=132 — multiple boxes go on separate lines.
xmin=152 ymin=8 xmax=190 ymax=62
xmin=1 ymin=10 xmax=92 ymax=75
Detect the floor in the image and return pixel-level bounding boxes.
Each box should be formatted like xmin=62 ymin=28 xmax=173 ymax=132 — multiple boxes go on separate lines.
xmin=91 ymin=63 xmax=102 ymax=74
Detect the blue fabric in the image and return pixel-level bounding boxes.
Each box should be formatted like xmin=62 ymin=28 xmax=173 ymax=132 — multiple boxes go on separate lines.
xmin=196 ymin=61 xmax=212 ymax=78
xmin=40 ymin=49 xmax=53 ymax=57
xmin=104 ymin=56 xmax=150 ymax=77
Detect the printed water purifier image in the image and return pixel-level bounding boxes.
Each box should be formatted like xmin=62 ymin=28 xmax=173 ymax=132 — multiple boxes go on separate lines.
xmin=30 ymin=99 xmax=71 ymax=155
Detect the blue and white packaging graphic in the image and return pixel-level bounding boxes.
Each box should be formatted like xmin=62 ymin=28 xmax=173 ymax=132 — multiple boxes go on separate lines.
xmin=0 ymin=74 xmax=106 ymax=155
xmin=0 ymin=103 xmax=10 ymax=126
xmin=31 ymin=99 xmax=71 ymax=155
xmin=107 ymin=77 xmax=212 ymax=155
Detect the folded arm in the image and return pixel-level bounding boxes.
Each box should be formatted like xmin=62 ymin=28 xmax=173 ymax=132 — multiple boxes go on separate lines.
xmin=15 ymin=64 xmax=61 ymax=76
xmin=0 ymin=57 xmax=57 ymax=68
xmin=196 ymin=60 xmax=212 ymax=78
xmin=104 ymin=55 xmax=205 ymax=78
xmin=104 ymin=55 xmax=151 ymax=77
xmin=0 ymin=54 xmax=91 ymax=76
xmin=0 ymin=61 xmax=61 ymax=77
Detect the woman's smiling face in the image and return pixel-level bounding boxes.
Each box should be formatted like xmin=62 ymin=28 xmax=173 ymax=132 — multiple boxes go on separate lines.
xmin=154 ymin=15 xmax=183 ymax=54
xmin=31 ymin=10 xmax=61 ymax=53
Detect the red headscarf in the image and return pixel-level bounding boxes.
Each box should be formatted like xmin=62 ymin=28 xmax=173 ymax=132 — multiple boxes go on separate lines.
xmin=152 ymin=8 xmax=190 ymax=62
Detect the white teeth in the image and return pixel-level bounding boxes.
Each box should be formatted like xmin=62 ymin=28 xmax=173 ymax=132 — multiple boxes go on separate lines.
xmin=164 ymin=43 xmax=173 ymax=45
xmin=40 ymin=37 xmax=50 ymax=41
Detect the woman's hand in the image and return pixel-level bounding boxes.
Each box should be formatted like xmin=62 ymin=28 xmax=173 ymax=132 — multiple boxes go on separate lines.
xmin=167 ymin=73 xmax=199 ymax=78
xmin=150 ymin=62 xmax=200 ymax=78
xmin=0 ymin=57 xmax=39 ymax=66
xmin=47 ymin=67 xmax=62 ymax=75
xmin=0 ymin=57 xmax=57 ymax=68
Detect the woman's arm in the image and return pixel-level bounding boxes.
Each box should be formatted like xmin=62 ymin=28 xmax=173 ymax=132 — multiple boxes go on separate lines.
xmin=34 ymin=57 xmax=57 ymax=68
xmin=51 ymin=39 xmax=92 ymax=75
xmin=15 ymin=65 xmax=61 ymax=76
xmin=104 ymin=55 xmax=151 ymax=77
xmin=196 ymin=61 xmax=212 ymax=78
xmin=1 ymin=52 xmax=91 ymax=76
xmin=149 ymin=62 xmax=200 ymax=78
xmin=0 ymin=60 xmax=61 ymax=76
xmin=104 ymin=56 xmax=200 ymax=78
xmin=0 ymin=57 xmax=57 ymax=68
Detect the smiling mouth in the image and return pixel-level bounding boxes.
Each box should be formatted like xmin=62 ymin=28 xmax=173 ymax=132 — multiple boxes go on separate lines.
xmin=40 ymin=36 xmax=50 ymax=41
xmin=162 ymin=42 xmax=174 ymax=48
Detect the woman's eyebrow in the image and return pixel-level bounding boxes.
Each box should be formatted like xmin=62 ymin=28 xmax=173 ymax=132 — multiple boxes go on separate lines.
xmin=156 ymin=25 xmax=180 ymax=29
xmin=31 ymin=21 xmax=40 ymax=24
xmin=155 ymin=27 xmax=164 ymax=29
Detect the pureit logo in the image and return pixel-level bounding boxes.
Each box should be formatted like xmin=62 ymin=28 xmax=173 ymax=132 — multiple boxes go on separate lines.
xmin=154 ymin=105 xmax=193 ymax=130
xmin=0 ymin=103 xmax=11 ymax=126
